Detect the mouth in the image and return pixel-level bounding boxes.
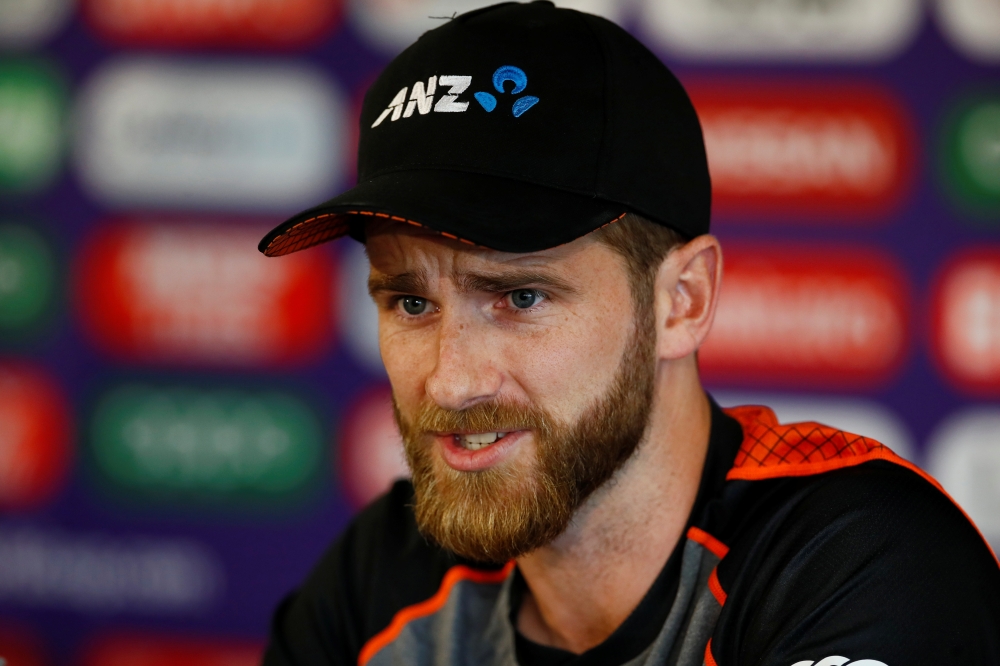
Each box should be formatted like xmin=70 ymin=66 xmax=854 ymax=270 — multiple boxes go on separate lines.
xmin=434 ymin=429 xmax=526 ymax=472
xmin=454 ymin=432 xmax=508 ymax=451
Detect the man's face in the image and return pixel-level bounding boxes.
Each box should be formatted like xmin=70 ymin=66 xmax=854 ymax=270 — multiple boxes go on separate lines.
xmin=367 ymin=226 xmax=657 ymax=563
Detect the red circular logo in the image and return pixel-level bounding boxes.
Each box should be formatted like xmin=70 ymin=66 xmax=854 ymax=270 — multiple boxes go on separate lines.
xmin=0 ymin=363 xmax=71 ymax=509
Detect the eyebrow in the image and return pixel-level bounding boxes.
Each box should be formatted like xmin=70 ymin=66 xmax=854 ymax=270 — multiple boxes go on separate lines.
xmin=367 ymin=268 xmax=578 ymax=297
xmin=456 ymin=269 xmax=578 ymax=295
xmin=368 ymin=271 xmax=428 ymax=297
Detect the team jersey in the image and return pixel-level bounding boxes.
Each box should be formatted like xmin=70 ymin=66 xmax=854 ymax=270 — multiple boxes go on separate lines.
xmin=262 ymin=398 xmax=1000 ymax=666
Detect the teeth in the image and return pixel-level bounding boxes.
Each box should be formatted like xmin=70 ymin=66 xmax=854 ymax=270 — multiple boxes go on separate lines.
xmin=458 ymin=432 xmax=505 ymax=451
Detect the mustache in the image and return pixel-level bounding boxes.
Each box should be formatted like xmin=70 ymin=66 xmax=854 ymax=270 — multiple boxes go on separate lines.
xmin=395 ymin=397 xmax=554 ymax=437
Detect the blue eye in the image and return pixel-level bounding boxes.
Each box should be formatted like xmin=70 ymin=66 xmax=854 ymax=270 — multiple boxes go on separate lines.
xmin=510 ymin=289 xmax=538 ymax=309
xmin=400 ymin=296 xmax=428 ymax=315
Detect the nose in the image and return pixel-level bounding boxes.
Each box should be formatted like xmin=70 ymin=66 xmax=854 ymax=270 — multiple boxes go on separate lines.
xmin=424 ymin=311 xmax=502 ymax=411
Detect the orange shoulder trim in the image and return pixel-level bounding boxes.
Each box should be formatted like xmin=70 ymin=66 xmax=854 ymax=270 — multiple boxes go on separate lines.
xmin=357 ymin=561 xmax=516 ymax=666
xmin=723 ymin=405 xmax=899 ymax=481
xmin=707 ymin=567 xmax=727 ymax=606
xmin=687 ymin=526 xmax=729 ymax=559
xmin=724 ymin=404 xmax=999 ymax=568
xmin=704 ymin=637 xmax=720 ymax=666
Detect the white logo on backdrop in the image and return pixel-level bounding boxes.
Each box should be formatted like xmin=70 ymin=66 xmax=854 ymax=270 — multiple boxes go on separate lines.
xmin=638 ymin=0 xmax=922 ymax=61
xmin=0 ymin=527 xmax=222 ymax=613
xmin=701 ymin=109 xmax=897 ymax=196
xmin=936 ymin=257 xmax=1000 ymax=384
xmin=349 ymin=0 xmax=630 ymax=53
xmin=119 ymin=225 xmax=300 ymax=363
xmin=0 ymin=0 xmax=72 ymax=48
xmin=936 ymin=0 xmax=1000 ymax=63
xmin=927 ymin=408 xmax=1000 ymax=551
xmin=74 ymin=59 xmax=346 ymax=211
xmin=703 ymin=270 xmax=906 ymax=373
xmin=712 ymin=392 xmax=915 ymax=462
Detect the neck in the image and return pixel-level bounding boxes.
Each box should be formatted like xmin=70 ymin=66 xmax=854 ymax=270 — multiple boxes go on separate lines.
xmin=514 ymin=358 xmax=711 ymax=654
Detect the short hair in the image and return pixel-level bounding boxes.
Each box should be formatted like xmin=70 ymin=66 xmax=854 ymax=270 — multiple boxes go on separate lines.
xmin=593 ymin=213 xmax=686 ymax=318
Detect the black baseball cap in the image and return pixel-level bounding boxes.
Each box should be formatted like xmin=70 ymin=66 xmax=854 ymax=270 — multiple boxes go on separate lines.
xmin=259 ymin=1 xmax=710 ymax=257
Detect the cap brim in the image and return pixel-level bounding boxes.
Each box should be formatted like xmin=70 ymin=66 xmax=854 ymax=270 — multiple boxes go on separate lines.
xmin=258 ymin=169 xmax=627 ymax=256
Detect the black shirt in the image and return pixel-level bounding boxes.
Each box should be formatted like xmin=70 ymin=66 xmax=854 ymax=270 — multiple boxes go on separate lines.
xmin=263 ymin=398 xmax=1000 ymax=666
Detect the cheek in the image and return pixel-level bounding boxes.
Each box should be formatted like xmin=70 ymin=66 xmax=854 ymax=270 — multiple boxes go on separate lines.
xmin=378 ymin=316 xmax=436 ymax=408
xmin=505 ymin=311 xmax=631 ymax=421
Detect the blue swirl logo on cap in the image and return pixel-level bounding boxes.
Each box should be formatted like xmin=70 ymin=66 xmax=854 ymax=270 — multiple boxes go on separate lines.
xmin=475 ymin=66 xmax=539 ymax=117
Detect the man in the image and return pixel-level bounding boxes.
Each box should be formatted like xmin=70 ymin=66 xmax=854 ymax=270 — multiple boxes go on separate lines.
xmin=258 ymin=3 xmax=1000 ymax=665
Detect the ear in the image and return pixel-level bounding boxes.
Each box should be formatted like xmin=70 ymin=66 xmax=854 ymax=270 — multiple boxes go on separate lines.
xmin=653 ymin=235 xmax=723 ymax=361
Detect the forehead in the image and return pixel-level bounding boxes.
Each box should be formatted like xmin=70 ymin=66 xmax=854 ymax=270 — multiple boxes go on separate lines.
xmin=364 ymin=221 xmax=613 ymax=276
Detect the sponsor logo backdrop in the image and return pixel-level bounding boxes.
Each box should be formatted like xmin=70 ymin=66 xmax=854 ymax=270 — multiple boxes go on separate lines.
xmin=0 ymin=0 xmax=998 ymax=660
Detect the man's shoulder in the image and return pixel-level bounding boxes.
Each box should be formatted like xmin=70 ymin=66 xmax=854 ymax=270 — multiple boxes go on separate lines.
xmin=711 ymin=405 xmax=998 ymax=592
xmin=717 ymin=457 xmax=996 ymax=567
xmin=703 ymin=413 xmax=1000 ymax=665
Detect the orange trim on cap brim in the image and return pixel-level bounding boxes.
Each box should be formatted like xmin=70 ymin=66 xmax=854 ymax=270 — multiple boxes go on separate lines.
xmin=265 ymin=210 xmax=630 ymax=257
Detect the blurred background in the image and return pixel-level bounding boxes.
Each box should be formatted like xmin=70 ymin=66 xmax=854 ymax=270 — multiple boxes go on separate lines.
xmin=0 ymin=0 xmax=999 ymax=662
